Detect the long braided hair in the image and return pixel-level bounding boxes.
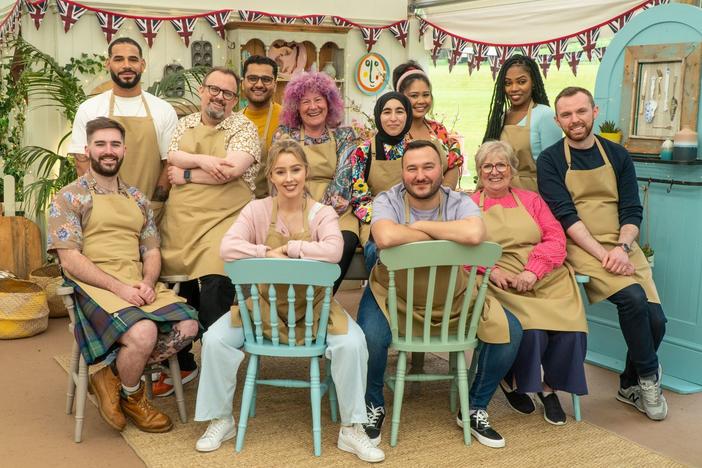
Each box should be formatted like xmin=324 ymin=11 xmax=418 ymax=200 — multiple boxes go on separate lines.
xmin=482 ymin=54 xmax=550 ymax=142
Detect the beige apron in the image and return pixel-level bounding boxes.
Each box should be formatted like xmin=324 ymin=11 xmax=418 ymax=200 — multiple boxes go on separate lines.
xmin=368 ymin=192 xmax=509 ymax=343
xmin=160 ymin=124 xmax=253 ymax=279
xmin=501 ymin=103 xmax=538 ymax=192
xmin=108 ymin=93 xmax=164 ymax=220
xmin=297 ymin=129 xmax=359 ymax=235
xmin=564 ymin=138 xmax=659 ymax=304
xmin=66 ymin=185 xmax=185 ymax=314
xmin=245 ymin=103 xmax=275 ymax=199
xmin=359 ymin=140 xmax=404 ymax=245
xmin=478 ymin=190 xmax=587 ymax=332
xmin=230 ymin=198 xmax=348 ymax=343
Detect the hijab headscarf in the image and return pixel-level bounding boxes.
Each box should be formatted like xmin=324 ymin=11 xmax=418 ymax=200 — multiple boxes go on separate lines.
xmin=373 ymin=92 xmax=412 ymax=159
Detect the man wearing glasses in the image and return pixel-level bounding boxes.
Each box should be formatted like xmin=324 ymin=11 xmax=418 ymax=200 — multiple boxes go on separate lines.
xmin=154 ymin=67 xmax=260 ymax=396
xmin=240 ymin=55 xmax=282 ymax=198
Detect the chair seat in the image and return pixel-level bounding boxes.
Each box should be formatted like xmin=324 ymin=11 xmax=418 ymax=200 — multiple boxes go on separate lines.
xmin=243 ymin=340 xmax=327 ymax=358
xmin=390 ymin=337 xmax=479 ymax=354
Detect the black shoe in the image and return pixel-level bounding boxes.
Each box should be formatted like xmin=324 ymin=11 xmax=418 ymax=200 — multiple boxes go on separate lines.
xmin=457 ymin=409 xmax=505 ymax=448
xmin=537 ymin=392 xmax=566 ymax=425
xmin=499 ymin=381 xmax=536 ymax=415
xmin=362 ymin=403 xmax=385 ymax=447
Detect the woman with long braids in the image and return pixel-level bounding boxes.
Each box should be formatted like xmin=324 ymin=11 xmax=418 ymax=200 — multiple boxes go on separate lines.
xmin=483 ymin=54 xmax=562 ymax=191
xmin=392 ymin=60 xmax=463 ymax=189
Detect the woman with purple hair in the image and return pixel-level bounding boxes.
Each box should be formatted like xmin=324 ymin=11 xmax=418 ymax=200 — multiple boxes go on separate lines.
xmin=272 ymin=72 xmax=361 ymax=292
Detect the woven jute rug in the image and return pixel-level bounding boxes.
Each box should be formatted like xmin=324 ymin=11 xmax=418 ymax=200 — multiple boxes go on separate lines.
xmin=55 ymin=349 xmax=683 ymax=468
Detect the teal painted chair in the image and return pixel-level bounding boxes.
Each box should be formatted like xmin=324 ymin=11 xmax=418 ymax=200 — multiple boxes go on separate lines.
xmin=381 ymin=240 xmax=502 ymax=446
xmin=224 ymin=258 xmax=340 ymax=457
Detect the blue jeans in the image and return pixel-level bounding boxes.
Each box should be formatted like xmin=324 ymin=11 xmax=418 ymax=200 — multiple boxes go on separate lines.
xmin=357 ymin=286 xmax=523 ymax=411
xmin=363 ymin=240 xmax=379 ymax=273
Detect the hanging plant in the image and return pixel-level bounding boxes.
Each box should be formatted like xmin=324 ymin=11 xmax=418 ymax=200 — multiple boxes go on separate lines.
xmin=640 ymin=183 xmax=654 ymax=268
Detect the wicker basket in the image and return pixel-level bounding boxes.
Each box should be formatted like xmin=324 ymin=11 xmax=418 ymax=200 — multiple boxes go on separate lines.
xmin=0 ymin=279 xmax=50 ymax=339
xmin=29 ymin=264 xmax=68 ymax=318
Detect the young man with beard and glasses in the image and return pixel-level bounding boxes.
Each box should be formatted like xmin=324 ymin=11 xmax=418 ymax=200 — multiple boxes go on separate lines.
xmin=155 ymin=67 xmax=260 ymax=396
xmin=537 ymin=87 xmax=667 ymax=421
xmin=48 ymin=117 xmax=199 ymax=433
xmin=357 ymin=140 xmax=523 ymax=449
xmin=69 ymin=38 xmax=178 ymax=222
xmin=240 ymin=55 xmax=282 ymax=198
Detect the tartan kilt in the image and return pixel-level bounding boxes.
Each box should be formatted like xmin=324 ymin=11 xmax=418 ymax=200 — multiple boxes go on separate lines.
xmin=67 ymin=280 xmax=198 ymax=365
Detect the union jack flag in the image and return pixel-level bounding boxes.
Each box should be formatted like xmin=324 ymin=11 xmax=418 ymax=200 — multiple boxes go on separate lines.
xmin=135 ymin=18 xmax=163 ymax=48
xmin=488 ymin=53 xmax=500 ymax=80
xmin=548 ymin=38 xmax=568 ymax=69
xmin=521 ymin=44 xmax=541 ymax=60
xmin=643 ymin=0 xmax=670 ymax=9
xmin=56 ymin=0 xmax=86 ymax=34
xmin=239 ymin=10 xmax=263 ymax=23
xmin=430 ymin=28 xmax=448 ymax=65
xmin=448 ymin=36 xmax=469 ymax=72
xmin=538 ymin=53 xmax=553 ymax=78
xmin=171 ymin=17 xmax=197 ymax=47
xmin=577 ymin=28 xmax=600 ymax=61
xmin=270 ymin=15 xmax=296 ymax=25
xmin=418 ymin=18 xmax=430 ymax=43
xmin=472 ymin=43 xmax=488 ymax=71
xmin=204 ymin=11 xmax=231 ymax=39
xmin=388 ymin=20 xmax=409 ymax=48
xmin=608 ymin=12 xmax=633 ymax=33
xmin=497 ymin=46 xmax=515 ymax=65
xmin=25 ymin=0 xmax=49 ymax=30
xmin=593 ymin=46 xmax=607 ymax=62
xmin=332 ymin=16 xmax=353 ymax=28
xmin=302 ymin=15 xmax=326 ymax=26
xmin=566 ymin=51 xmax=583 ymax=76
xmin=96 ymin=11 xmax=125 ymax=43
xmin=360 ymin=27 xmax=382 ymax=52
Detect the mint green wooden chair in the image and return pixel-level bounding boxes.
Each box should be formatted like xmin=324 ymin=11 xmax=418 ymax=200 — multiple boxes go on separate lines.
xmin=224 ymin=259 xmax=340 ymax=457
xmin=381 ymin=240 xmax=502 ymax=446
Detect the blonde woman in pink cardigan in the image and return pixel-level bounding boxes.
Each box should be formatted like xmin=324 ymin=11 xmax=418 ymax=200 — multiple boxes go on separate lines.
xmin=193 ymin=140 xmax=384 ymax=463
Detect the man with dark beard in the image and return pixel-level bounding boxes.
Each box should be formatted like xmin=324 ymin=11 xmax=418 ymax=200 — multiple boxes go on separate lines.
xmin=48 ymin=117 xmax=199 ymax=433
xmin=69 ymin=38 xmax=178 ymax=221
xmin=155 ymin=67 xmax=260 ymax=396
xmin=356 ymin=140 xmax=523 ymax=449
xmin=537 ymin=87 xmax=667 ymax=421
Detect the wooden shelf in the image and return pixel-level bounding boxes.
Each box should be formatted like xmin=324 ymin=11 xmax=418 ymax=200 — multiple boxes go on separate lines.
xmin=226 ymin=22 xmax=350 ymax=34
xmin=632 ymin=155 xmax=702 ymax=165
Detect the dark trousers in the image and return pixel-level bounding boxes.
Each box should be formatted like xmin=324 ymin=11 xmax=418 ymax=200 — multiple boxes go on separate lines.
xmin=608 ymin=284 xmax=666 ymax=388
xmin=334 ymin=230 xmax=359 ymax=293
xmin=175 ymin=274 xmax=236 ymax=371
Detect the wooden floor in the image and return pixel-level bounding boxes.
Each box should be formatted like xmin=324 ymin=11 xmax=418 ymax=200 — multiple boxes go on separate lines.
xmin=2 ymin=287 xmax=700 ymax=467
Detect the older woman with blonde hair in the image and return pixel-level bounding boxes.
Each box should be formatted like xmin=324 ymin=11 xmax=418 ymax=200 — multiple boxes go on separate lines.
xmin=193 ymin=139 xmax=384 ymax=463
xmin=470 ymin=140 xmax=588 ymax=425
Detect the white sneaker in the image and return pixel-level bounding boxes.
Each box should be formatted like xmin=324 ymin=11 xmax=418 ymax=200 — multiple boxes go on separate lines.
xmin=195 ymin=417 xmax=237 ymax=452
xmin=337 ymin=424 xmax=386 ymax=463
xmin=638 ymin=365 xmax=668 ymax=421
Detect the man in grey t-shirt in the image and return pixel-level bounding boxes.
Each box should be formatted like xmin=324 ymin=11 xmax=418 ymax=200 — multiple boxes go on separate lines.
xmin=357 ymin=140 xmax=523 ymax=450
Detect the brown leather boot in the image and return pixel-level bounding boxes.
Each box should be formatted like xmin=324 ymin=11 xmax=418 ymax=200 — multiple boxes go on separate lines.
xmin=89 ymin=366 xmax=126 ymax=431
xmin=120 ymin=383 xmax=173 ymax=433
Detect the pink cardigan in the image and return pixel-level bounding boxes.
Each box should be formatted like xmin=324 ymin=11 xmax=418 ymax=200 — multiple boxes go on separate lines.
xmin=470 ymin=188 xmax=567 ymax=279
xmin=220 ymin=197 xmax=343 ymax=262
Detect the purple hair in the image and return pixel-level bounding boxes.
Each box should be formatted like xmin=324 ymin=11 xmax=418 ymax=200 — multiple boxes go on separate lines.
xmin=280 ymin=72 xmax=344 ymax=128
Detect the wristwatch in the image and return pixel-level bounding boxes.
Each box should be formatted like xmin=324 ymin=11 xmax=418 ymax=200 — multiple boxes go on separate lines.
xmin=618 ymin=242 xmax=632 ymax=253
xmin=183 ymin=169 xmax=192 ymax=184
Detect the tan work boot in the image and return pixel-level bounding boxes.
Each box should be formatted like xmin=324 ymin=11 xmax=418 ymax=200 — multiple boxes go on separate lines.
xmin=120 ymin=383 xmax=173 ymax=433
xmin=89 ymin=366 xmax=126 ymax=431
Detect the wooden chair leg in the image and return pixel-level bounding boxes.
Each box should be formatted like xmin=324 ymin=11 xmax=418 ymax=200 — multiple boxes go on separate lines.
xmin=572 ymin=394 xmax=582 ymax=421
xmin=310 ymin=357 xmax=322 ymax=457
xmin=449 ymin=352 xmax=458 ymax=413
xmin=326 ymin=358 xmax=338 ymax=423
xmin=236 ymin=355 xmax=258 ymax=453
xmin=456 ymin=352 xmax=471 ymax=446
xmin=66 ymin=340 xmax=80 ymax=415
xmin=74 ymin=355 xmax=89 ymax=443
xmin=390 ymin=351 xmax=408 ymax=447
xmin=168 ymin=356 xmax=187 ymax=423
xmin=144 ymin=371 xmax=153 ymax=400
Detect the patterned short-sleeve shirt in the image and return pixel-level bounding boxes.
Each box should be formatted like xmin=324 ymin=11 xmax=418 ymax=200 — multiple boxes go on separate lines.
xmin=47 ymin=173 xmax=159 ymax=257
xmin=169 ymin=112 xmax=261 ymax=191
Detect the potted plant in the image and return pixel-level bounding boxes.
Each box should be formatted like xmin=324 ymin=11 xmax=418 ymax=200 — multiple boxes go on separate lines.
xmin=641 ymin=244 xmax=655 ymax=268
xmin=599 ymin=120 xmax=622 ymax=144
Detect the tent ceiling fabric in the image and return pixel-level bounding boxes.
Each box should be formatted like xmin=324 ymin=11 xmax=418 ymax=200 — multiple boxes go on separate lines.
xmin=421 ymin=0 xmax=649 ymax=45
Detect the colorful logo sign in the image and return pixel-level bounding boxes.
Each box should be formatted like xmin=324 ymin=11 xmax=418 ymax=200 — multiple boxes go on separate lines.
xmin=355 ymin=52 xmax=389 ymax=95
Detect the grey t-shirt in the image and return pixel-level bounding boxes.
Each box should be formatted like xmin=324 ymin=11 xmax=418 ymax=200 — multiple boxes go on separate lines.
xmin=371 ymin=183 xmax=481 ymax=225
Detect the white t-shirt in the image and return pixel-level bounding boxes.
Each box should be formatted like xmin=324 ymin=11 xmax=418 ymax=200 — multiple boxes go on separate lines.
xmin=68 ymin=90 xmax=178 ymax=159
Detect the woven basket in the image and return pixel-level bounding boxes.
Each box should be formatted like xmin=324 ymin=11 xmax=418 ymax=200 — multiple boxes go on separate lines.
xmin=0 ymin=279 xmax=50 ymax=339
xmin=29 ymin=264 xmax=68 ymax=318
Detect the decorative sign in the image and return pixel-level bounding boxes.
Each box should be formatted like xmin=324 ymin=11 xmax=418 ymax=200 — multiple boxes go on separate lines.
xmin=355 ymin=52 xmax=389 ymax=96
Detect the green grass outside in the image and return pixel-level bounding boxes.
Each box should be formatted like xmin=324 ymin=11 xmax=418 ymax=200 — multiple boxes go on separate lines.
xmin=428 ymin=59 xmax=599 ymax=182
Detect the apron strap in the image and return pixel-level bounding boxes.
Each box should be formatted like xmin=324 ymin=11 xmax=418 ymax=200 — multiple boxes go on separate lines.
xmin=403 ymin=189 xmax=445 ymax=225
xmin=563 ymin=136 xmax=612 ymax=169
xmin=478 ymin=188 xmax=523 ymax=210
xmin=108 ymin=92 xmax=151 ymax=119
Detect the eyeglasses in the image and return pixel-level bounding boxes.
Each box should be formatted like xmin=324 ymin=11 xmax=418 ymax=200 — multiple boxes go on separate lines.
xmin=245 ymin=74 xmax=275 ymax=85
xmin=480 ymin=162 xmax=510 ymax=174
xmin=204 ymin=85 xmax=237 ymax=101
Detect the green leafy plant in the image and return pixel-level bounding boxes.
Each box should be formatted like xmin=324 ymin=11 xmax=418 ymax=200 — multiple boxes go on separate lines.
xmin=641 ymin=244 xmax=654 ymax=258
xmin=599 ymin=120 xmax=621 ymax=133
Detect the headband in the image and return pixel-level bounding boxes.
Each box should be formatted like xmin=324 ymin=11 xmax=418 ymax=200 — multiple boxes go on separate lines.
xmin=395 ymin=68 xmax=429 ymax=92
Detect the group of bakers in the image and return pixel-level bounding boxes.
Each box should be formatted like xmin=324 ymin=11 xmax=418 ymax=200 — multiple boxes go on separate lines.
xmin=47 ymin=37 xmax=666 ymax=463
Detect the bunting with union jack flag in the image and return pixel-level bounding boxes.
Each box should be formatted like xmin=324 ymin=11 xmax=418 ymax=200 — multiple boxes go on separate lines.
xmin=171 ymin=17 xmax=197 ymax=47
xmin=360 ymin=26 xmax=383 ymax=52
xmin=56 ymin=0 xmax=87 ymax=34
xmin=302 ymin=15 xmax=326 ymax=26
xmin=96 ymin=11 xmax=125 ymax=43
xmin=388 ymin=20 xmax=409 ymax=48
xmin=135 ymin=18 xmax=163 ymax=48
xmin=204 ymin=11 xmax=231 ymax=39
xmin=25 ymin=0 xmax=49 ymax=30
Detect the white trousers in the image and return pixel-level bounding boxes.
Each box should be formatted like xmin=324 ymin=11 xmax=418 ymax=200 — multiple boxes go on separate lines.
xmin=194 ymin=312 xmax=369 ymax=425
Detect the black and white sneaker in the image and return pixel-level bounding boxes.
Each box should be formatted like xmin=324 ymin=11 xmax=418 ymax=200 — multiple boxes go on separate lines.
xmin=536 ymin=392 xmax=567 ymax=425
xmin=499 ymin=381 xmax=536 ymax=415
xmin=457 ymin=409 xmax=505 ymax=448
xmin=362 ymin=403 xmax=385 ymax=447
xmin=616 ymin=385 xmax=645 ymax=413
